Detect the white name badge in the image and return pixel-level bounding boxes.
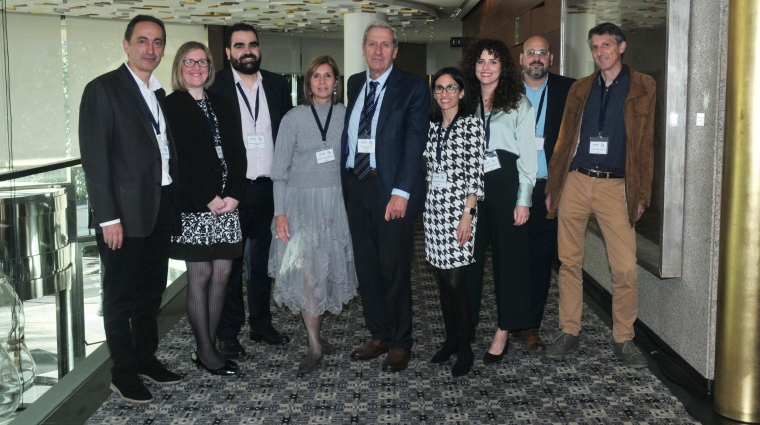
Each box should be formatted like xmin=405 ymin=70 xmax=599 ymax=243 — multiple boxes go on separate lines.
xmin=431 ymin=172 xmax=448 ymax=188
xmin=357 ymin=138 xmax=375 ymax=153
xmin=158 ymin=141 xmax=170 ymax=160
xmin=535 ymin=137 xmax=545 ymax=151
xmin=215 ymin=146 xmax=224 ymax=158
xmin=316 ymin=147 xmax=335 ymax=164
xmin=589 ymin=137 xmax=609 ymax=155
xmin=247 ymin=134 xmax=266 ymax=149
xmin=483 ymin=151 xmax=501 ymax=173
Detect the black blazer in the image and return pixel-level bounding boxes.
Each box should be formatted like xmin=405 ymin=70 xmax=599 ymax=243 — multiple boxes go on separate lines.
xmin=163 ymin=90 xmax=247 ymax=213
xmin=340 ymin=67 xmax=430 ymax=220
xmin=543 ymin=72 xmax=577 ymax=165
xmin=79 ymin=64 xmax=180 ymax=237
xmin=208 ymin=68 xmax=293 ymax=144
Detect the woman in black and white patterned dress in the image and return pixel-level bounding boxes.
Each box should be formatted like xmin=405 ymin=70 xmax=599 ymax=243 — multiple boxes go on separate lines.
xmin=165 ymin=42 xmax=246 ymax=376
xmin=424 ymin=67 xmax=485 ymax=377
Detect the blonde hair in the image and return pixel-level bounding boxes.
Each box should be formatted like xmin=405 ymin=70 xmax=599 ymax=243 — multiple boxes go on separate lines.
xmin=171 ymin=41 xmax=215 ymax=92
xmin=302 ymin=55 xmax=342 ymax=106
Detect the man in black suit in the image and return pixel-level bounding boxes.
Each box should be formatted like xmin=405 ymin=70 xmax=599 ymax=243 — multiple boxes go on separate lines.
xmin=341 ymin=21 xmax=430 ymax=373
xmin=79 ymin=15 xmax=182 ymax=403
xmin=210 ymin=23 xmax=293 ymax=358
xmin=512 ymin=35 xmax=576 ymax=351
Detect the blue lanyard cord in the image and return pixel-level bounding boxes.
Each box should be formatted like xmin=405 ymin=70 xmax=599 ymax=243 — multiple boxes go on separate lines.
xmin=479 ymin=97 xmax=493 ymax=149
xmin=125 ymin=66 xmax=161 ymax=135
xmin=310 ymin=103 xmax=333 ymax=142
xmin=436 ymin=115 xmax=459 ymax=164
xmin=236 ymin=82 xmax=260 ymax=128
xmin=535 ymin=85 xmax=547 ymax=131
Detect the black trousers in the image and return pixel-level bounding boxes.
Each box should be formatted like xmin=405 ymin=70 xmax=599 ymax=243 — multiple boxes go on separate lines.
xmin=97 ymin=185 xmax=173 ymax=383
xmin=526 ymin=179 xmax=557 ymax=329
xmin=344 ymin=173 xmax=416 ymax=350
xmin=465 ymin=151 xmax=532 ymax=331
xmin=218 ymin=180 xmax=274 ymax=340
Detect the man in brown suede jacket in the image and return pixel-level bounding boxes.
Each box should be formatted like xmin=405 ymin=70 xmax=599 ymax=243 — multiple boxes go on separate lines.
xmin=543 ymin=22 xmax=655 ymax=368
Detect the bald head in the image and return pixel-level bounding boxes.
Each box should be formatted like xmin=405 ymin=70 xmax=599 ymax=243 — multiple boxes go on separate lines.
xmin=520 ymin=36 xmax=553 ymax=84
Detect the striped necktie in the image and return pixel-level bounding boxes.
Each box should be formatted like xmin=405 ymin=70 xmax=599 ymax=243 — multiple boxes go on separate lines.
xmin=354 ymin=81 xmax=379 ymax=181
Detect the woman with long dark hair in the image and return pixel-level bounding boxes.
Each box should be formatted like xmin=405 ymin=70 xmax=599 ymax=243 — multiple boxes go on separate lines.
xmin=424 ymin=67 xmax=484 ymax=377
xmin=460 ymin=39 xmax=537 ymax=364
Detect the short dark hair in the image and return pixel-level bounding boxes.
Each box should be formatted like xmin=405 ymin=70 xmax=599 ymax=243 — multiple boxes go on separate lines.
xmin=429 ymin=67 xmax=475 ymax=123
xmin=124 ymin=15 xmax=166 ymax=43
xmin=226 ymin=23 xmax=259 ymax=48
xmin=587 ymin=22 xmax=626 ymax=48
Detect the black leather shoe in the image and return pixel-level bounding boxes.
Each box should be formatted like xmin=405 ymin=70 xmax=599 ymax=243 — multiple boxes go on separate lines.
xmin=138 ymin=362 xmax=182 ymax=385
xmin=219 ymin=338 xmax=246 ymax=358
xmin=250 ymin=327 xmax=290 ymax=345
xmin=483 ymin=338 xmax=509 ymax=364
xmin=191 ymin=350 xmax=237 ymax=376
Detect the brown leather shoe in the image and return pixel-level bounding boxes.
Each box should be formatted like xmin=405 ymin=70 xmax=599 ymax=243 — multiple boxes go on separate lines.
xmin=350 ymin=339 xmax=388 ymax=360
xmin=516 ymin=329 xmax=546 ymax=351
xmin=382 ymin=348 xmax=412 ymax=372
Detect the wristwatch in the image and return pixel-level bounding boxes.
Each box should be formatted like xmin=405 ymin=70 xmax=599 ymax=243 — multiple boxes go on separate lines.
xmin=463 ymin=207 xmax=476 ymax=216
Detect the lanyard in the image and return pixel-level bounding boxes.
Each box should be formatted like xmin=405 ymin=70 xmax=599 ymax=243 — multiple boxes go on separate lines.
xmin=236 ymin=82 xmax=260 ymax=128
xmin=364 ymin=78 xmax=389 ymax=105
xmin=436 ymin=115 xmax=459 ymax=164
xmin=310 ymin=103 xmax=333 ymax=143
xmin=200 ymin=96 xmax=219 ymax=139
xmin=597 ymin=76 xmax=617 ymax=137
xmin=125 ymin=66 xmax=162 ymax=135
xmin=479 ymin=97 xmax=493 ymax=149
xmin=535 ymin=85 xmax=547 ymax=131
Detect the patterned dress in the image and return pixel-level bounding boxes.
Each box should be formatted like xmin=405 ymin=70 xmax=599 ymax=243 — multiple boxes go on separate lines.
xmin=423 ymin=115 xmax=486 ymax=269
xmin=171 ymin=97 xmax=243 ymax=262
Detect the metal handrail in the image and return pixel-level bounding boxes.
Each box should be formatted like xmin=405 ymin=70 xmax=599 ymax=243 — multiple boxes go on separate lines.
xmin=0 ymin=158 xmax=81 ymax=182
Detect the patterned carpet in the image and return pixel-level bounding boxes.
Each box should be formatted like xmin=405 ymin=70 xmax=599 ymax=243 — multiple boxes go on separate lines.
xmin=86 ymin=224 xmax=699 ymax=424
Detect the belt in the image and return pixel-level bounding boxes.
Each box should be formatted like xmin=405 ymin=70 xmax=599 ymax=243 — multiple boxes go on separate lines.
xmin=536 ymin=178 xmax=547 ymax=182
xmin=246 ymin=176 xmax=272 ymax=184
xmin=348 ymin=168 xmax=377 ymax=178
xmin=575 ymin=167 xmax=623 ymax=179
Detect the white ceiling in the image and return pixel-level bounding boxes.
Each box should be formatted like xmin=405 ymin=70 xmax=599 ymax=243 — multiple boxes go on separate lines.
xmin=4 ymin=0 xmax=478 ymax=43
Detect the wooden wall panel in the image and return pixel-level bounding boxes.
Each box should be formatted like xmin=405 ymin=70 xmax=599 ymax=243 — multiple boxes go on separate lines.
xmin=531 ymin=6 xmax=546 ymax=37
xmin=462 ymin=0 xmax=566 ymax=74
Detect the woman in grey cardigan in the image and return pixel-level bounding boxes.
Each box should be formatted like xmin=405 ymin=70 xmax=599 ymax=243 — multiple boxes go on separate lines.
xmin=268 ymin=56 xmax=358 ymax=373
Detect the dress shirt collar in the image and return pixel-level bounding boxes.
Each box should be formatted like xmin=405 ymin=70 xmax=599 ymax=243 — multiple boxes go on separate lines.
xmin=232 ymin=68 xmax=263 ymax=90
xmin=524 ymin=75 xmax=548 ymax=94
xmin=124 ymin=62 xmax=162 ymax=92
xmin=365 ymin=65 xmax=393 ymax=89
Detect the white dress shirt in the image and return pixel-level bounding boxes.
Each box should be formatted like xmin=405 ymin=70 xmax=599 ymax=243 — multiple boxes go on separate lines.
xmin=232 ymin=69 xmax=274 ymax=180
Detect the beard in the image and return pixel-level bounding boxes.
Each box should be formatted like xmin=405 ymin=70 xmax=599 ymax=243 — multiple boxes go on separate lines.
xmin=230 ymin=53 xmax=261 ymax=75
xmin=523 ymin=61 xmax=548 ymax=79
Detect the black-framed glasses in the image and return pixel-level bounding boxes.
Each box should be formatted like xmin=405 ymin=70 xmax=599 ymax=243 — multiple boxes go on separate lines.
xmin=434 ymin=84 xmax=460 ymax=94
xmin=523 ymin=49 xmax=549 ymax=58
xmin=182 ymin=59 xmax=210 ymax=68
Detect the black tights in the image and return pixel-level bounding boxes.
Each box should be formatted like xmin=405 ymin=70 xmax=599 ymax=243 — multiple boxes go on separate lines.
xmin=186 ymin=259 xmax=232 ymax=369
xmin=437 ymin=266 xmax=472 ymax=354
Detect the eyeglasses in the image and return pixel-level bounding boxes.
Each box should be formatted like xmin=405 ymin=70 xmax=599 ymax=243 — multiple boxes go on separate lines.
xmin=434 ymin=84 xmax=460 ymax=94
xmin=182 ymin=59 xmax=210 ymax=68
xmin=523 ymin=49 xmax=549 ymax=58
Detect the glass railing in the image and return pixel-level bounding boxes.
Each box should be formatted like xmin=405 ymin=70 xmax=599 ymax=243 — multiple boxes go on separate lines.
xmin=0 ymin=160 xmax=186 ymax=419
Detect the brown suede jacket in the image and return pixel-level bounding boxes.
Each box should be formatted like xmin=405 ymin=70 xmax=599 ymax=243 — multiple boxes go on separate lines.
xmin=545 ymin=65 xmax=656 ymax=226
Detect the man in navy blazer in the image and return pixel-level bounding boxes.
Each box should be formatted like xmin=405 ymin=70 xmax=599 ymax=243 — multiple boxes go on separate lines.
xmin=79 ymin=15 xmax=182 ymax=403
xmin=341 ymin=20 xmax=430 ymax=373
xmin=209 ymin=23 xmax=293 ymax=359
xmin=514 ymin=36 xmax=576 ymax=351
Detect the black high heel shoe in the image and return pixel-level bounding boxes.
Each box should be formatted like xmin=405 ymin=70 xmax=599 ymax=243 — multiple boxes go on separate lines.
xmin=191 ymin=350 xmax=237 ymax=376
xmin=482 ymin=338 xmax=509 ymax=364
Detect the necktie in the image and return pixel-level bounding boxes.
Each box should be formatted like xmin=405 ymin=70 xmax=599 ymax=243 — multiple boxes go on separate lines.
xmin=354 ymin=81 xmax=379 ymax=180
